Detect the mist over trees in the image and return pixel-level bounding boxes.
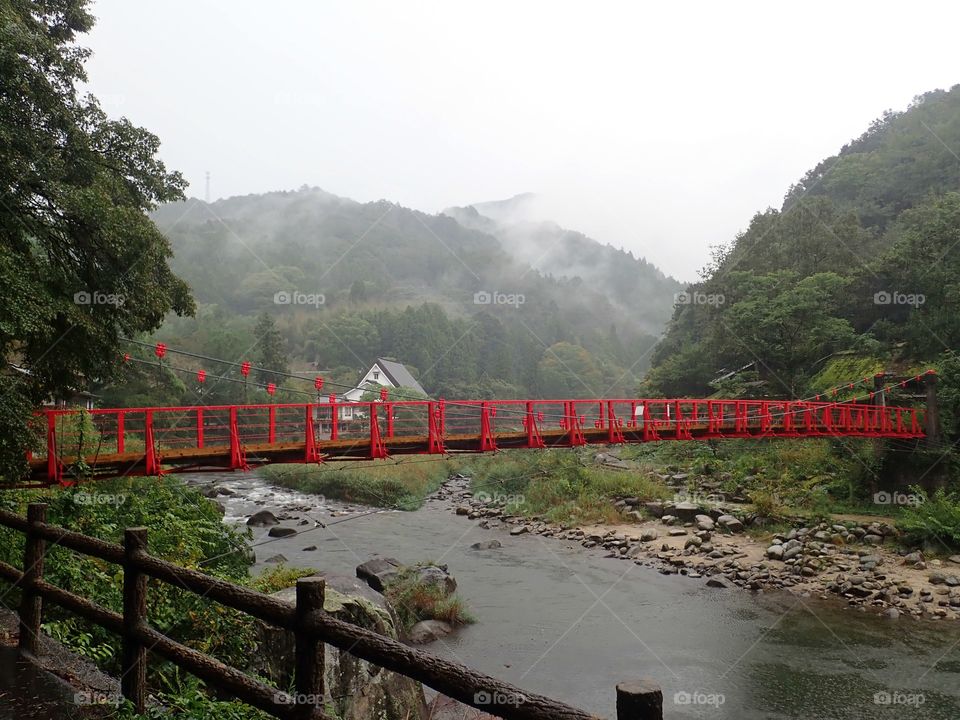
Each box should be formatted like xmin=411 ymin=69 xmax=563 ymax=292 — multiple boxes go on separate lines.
xmin=134 ymin=188 xmax=680 ymax=402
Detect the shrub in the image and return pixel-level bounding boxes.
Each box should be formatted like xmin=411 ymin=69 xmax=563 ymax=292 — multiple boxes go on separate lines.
xmin=898 ymin=488 xmax=960 ymax=549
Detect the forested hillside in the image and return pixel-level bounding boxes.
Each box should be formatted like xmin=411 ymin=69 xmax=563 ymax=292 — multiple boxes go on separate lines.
xmin=646 ymin=85 xmax=960 ymax=404
xmin=122 ymin=189 xmax=679 ymax=403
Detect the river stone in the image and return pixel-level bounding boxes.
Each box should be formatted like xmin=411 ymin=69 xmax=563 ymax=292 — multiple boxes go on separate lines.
xmin=695 ymin=515 xmax=715 ymax=531
xmin=644 ymin=501 xmax=665 ymax=518
xmin=716 ymin=514 xmax=744 ymax=532
xmin=470 ymin=540 xmax=502 ymax=551
xmin=302 ymin=546 xmax=317 ymax=551
xmin=267 ymin=526 xmax=297 ymax=538
xmin=246 ymin=510 xmax=280 ymax=527
xmin=668 ymin=528 xmax=688 ymax=537
xmin=261 ymin=574 xmax=426 ymax=720
xmin=706 ymin=577 xmax=730 ymax=589
xmin=356 ymin=557 xmax=402 ymax=592
xmin=929 ymin=571 xmax=948 ymax=585
xmin=408 ymin=619 xmax=453 ymax=645
xmin=674 ymin=501 xmax=700 ymax=521
xmin=767 ymin=545 xmax=785 ymax=560
xmin=264 ymin=554 xmax=287 ymax=564
xmin=417 ymin=565 xmax=457 ymax=597
xmin=510 ymin=525 xmax=529 ymax=536
xmin=640 ymin=529 xmax=659 ymax=542
xmin=949 ymin=555 xmax=960 ymax=565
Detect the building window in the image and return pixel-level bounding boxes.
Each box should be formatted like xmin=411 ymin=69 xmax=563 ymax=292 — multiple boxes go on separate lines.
xmin=373 ymin=371 xmax=380 ymax=380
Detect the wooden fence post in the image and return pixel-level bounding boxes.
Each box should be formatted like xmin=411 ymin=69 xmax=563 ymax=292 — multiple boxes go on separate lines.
xmin=294 ymin=576 xmax=326 ymax=718
xmin=122 ymin=527 xmax=149 ymax=713
xmin=616 ymin=678 xmax=663 ymax=720
xmin=18 ymin=502 xmax=47 ymax=657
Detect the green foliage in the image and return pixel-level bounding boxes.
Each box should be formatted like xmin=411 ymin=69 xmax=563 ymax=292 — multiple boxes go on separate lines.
xmin=0 ymin=477 xmax=260 ymax=693
xmin=382 ymin=564 xmax=474 ymax=632
xmin=897 ymin=488 xmax=960 ymax=549
xmin=253 ymin=313 xmax=289 ymax=384
xmin=0 ymin=0 xmax=193 ymax=481
xmin=262 ymin=459 xmax=454 ymax=510
xmin=464 ymin=450 xmax=670 ymax=524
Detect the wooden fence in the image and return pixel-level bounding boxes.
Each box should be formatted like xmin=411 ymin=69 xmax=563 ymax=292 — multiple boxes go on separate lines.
xmin=0 ymin=503 xmax=664 ymax=719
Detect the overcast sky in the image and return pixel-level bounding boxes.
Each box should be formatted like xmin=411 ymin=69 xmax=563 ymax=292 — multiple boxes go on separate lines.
xmin=85 ymin=0 xmax=959 ymax=281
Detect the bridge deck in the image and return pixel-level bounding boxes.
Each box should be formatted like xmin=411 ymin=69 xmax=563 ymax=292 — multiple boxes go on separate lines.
xmin=29 ymin=397 xmax=925 ymax=484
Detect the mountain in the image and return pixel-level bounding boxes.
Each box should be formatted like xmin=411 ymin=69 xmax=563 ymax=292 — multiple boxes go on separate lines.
xmin=646 ymin=84 xmax=960 ymax=399
xmin=145 ymin=188 xmax=680 ymax=400
xmin=443 ymin=194 xmax=683 ymax=337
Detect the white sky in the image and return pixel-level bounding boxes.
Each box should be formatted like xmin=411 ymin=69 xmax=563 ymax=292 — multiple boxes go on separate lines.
xmin=85 ymin=0 xmax=960 ymax=281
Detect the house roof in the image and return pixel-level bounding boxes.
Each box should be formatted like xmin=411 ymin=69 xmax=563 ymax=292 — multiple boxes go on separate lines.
xmin=375 ymin=358 xmax=426 ymax=396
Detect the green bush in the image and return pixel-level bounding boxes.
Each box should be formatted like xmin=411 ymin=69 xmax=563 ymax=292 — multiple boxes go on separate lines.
xmin=898 ymin=488 xmax=960 ymax=549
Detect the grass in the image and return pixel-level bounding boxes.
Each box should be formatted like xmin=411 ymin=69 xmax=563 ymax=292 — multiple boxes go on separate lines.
xmin=382 ymin=564 xmax=475 ymax=632
xmin=460 ymin=449 xmax=671 ymax=525
xmin=261 ymin=458 xmax=455 ymax=510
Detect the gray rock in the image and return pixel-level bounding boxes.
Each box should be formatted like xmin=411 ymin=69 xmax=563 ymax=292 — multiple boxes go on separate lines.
xmin=930 ymin=571 xmax=948 ymax=585
xmin=510 ymin=525 xmax=529 ymax=536
xmin=302 ymin=545 xmax=317 ymax=551
xmin=673 ymin=501 xmax=700 ymax=521
xmin=417 ymin=565 xmax=457 ymax=596
xmin=408 ymin=619 xmax=453 ymax=645
xmin=470 ymin=540 xmax=502 ymax=551
xmin=716 ymin=514 xmax=744 ymax=532
xmin=247 ymin=510 xmax=280 ymax=527
xmin=706 ymin=577 xmax=730 ymax=589
xmin=267 ymin=526 xmax=297 ymax=538
xmin=356 ymin=557 xmax=402 ymax=592
xmin=264 ymin=554 xmax=287 ymax=564
xmin=766 ymin=545 xmax=785 ymax=560
xmin=668 ymin=528 xmax=688 ymax=537
xmin=695 ymin=514 xmax=715 ymax=531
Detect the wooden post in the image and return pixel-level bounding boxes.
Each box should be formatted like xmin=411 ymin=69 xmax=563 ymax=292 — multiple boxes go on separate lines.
xmin=294 ymin=576 xmax=326 ymax=718
xmin=18 ymin=503 xmax=47 ymax=657
xmin=122 ymin=527 xmax=149 ymax=713
xmin=616 ymin=678 xmax=663 ymax=720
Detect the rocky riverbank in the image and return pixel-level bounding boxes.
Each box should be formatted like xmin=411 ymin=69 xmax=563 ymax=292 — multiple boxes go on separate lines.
xmin=436 ymin=474 xmax=960 ymax=621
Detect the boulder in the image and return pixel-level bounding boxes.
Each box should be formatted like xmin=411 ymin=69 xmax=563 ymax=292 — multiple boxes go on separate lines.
xmin=694 ymin=515 xmax=715 ymax=531
xmin=644 ymin=502 xmax=665 ymax=518
xmin=247 ymin=510 xmax=280 ymax=527
xmin=356 ymin=557 xmax=403 ymax=592
xmin=706 ymin=577 xmax=730 ymax=589
xmin=417 ymin=565 xmax=457 ymax=597
xmin=264 ymin=554 xmax=287 ymax=564
xmin=470 ymin=540 xmax=502 ymax=551
xmin=408 ymin=619 xmax=452 ymax=645
xmin=640 ymin=529 xmax=659 ymax=542
xmin=716 ymin=515 xmax=744 ymax=532
xmin=259 ymin=574 xmax=426 ymax=720
xmin=509 ymin=525 xmax=529 ymax=536
xmin=673 ymin=501 xmax=700 ymax=521
xmin=268 ymin=526 xmax=297 ymax=538
xmin=766 ymin=545 xmax=785 ymax=560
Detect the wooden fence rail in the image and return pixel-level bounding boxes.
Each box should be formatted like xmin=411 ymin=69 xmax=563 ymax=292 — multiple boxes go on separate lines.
xmin=0 ymin=503 xmax=663 ymax=720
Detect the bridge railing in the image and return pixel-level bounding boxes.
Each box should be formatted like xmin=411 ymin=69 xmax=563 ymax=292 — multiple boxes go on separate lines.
xmin=31 ymin=398 xmax=923 ymax=484
xmin=3 ymin=503 xmax=663 ymax=719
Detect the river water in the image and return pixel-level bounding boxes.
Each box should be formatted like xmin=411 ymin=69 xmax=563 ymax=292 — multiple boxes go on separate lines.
xmin=184 ymin=471 xmax=960 ymax=719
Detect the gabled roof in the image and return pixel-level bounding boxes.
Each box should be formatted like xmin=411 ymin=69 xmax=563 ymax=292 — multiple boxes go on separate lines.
xmin=375 ymin=358 xmax=426 ymax=396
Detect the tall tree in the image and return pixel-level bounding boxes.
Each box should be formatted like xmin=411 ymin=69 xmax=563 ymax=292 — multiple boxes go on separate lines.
xmin=0 ymin=0 xmax=193 ymax=479
xmin=253 ymin=313 xmax=288 ymax=383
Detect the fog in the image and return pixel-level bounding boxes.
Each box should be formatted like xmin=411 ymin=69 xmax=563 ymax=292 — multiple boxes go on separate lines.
xmin=85 ymin=0 xmax=960 ymax=280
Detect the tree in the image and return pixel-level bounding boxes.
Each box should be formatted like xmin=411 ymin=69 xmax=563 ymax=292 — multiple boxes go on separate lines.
xmin=0 ymin=1 xmax=193 ymax=479
xmin=253 ymin=313 xmax=288 ymax=383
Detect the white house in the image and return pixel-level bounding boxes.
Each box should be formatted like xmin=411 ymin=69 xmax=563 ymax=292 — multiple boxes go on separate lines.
xmin=343 ymin=358 xmax=427 ymax=403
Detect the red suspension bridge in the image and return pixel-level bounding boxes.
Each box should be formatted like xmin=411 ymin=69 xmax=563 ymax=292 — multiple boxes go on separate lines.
xmin=25 ymin=341 xmax=934 ymax=485
xmin=33 ymin=395 xmax=929 ymax=485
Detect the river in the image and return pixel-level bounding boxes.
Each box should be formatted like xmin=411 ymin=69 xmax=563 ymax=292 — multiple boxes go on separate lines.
xmin=184 ymin=471 xmax=960 ymax=719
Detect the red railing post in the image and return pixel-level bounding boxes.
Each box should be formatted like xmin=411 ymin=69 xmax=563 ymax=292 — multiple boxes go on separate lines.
xmin=196 ymin=408 xmax=204 ymax=449
xmin=369 ymin=404 xmax=387 ymax=459
xmin=607 ymin=401 xmax=624 ymax=444
xmin=386 ymin=403 xmax=394 ymax=438
xmin=116 ymin=411 xmax=126 ymax=455
xmin=45 ymin=412 xmax=60 ymax=485
xmin=268 ymin=406 xmax=276 ymax=445
xmin=144 ymin=410 xmax=161 ymax=476
xmin=305 ymin=405 xmax=321 ymax=463
xmin=428 ymin=401 xmax=445 ymax=454
xmin=329 ymin=396 xmax=338 ymax=441
xmin=479 ymin=402 xmax=497 ymax=452
xmin=229 ymin=407 xmax=247 ymax=470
